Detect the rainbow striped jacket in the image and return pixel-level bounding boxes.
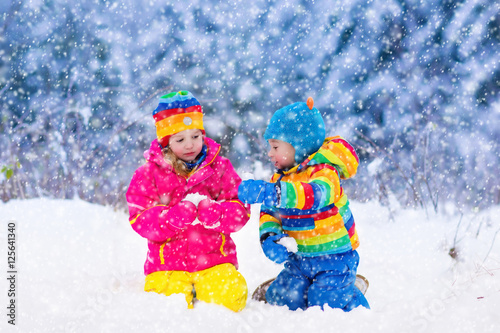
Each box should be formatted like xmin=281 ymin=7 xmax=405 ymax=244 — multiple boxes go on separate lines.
xmin=259 ymin=136 xmax=360 ymax=257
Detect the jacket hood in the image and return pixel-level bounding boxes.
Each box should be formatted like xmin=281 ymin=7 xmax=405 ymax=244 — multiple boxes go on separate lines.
xmin=302 ymin=136 xmax=359 ymax=179
xmin=144 ymin=137 xmax=221 ymax=170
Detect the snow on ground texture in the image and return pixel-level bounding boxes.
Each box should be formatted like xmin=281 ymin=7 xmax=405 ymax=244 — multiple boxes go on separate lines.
xmin=0 ymin=198 xmax=499 ymax=333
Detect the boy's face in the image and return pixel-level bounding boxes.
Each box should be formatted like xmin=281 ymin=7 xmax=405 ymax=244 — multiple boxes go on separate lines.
xmin=168 ymin=129 xmax=204 ymax=162
xmin=268 ymin=139 xmax=296 ymax=170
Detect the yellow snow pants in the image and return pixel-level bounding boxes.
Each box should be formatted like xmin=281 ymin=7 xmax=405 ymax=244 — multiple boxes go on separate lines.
xmin=145 ymin=263 xmax=247 ymax=312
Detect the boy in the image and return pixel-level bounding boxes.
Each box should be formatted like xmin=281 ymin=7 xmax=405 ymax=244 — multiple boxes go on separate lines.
xmin=238 ymin=97 xmax=369 ymax=311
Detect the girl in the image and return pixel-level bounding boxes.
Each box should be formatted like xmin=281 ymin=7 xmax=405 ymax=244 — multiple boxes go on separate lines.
xmin=126 ymin=91 xmax=250 ymax=312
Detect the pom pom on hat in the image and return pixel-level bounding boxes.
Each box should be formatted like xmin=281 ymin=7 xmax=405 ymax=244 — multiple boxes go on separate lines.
xmin=153 ymin=91 xmax=205 ymax=148
xmin=264 ymin=97 xmax=326 ymax=164
xmin=306 ymin=97 xmax=314 ymax=110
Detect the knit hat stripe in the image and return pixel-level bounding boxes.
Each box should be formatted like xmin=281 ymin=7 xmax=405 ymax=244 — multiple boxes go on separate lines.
xmin=155 ymin=112 xmax=204 ymax=139
xmin=153 ymin=105 xmax=202 ymax=122
xmin=158 ymin=91 xmax=192 ymax=101
xmin=157 ymin=90 xmax=197 ymax=103
xmin=153 ymin=98 xmax=200 ymax=115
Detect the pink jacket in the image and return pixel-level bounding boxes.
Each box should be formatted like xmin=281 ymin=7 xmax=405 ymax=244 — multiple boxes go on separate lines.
xmin=126 ymin=137 xmax=250 ymax=275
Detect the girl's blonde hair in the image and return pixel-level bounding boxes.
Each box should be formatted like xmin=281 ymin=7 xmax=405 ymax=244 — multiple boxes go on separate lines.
xmin=162 ymin=147 xmax=191 ymax=177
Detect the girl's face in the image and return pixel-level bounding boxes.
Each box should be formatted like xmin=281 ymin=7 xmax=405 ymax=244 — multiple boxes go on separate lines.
xmin=268 ymin=139 xmax=296 ymax=170
xmin=168 ymin=129 xmax=204 ymax=162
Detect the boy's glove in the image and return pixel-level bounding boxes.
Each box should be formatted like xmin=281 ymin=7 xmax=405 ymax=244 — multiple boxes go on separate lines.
xmin=238 ymin=180 xmax=278 ymax=206
xmin=197 ymin=198 xmax=222 ymax=227
xmin=261 ymin=234 xmax=291 ymax=264
xmin=163 ymin=201 xmax=197 ymax=230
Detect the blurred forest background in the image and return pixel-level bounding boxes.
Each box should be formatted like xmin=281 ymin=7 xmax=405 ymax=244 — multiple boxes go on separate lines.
xmin=1 ymin=0 xmax=499 ymax=213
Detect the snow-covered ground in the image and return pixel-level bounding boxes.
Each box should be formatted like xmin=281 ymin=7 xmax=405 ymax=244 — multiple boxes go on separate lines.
xmin=0 ymin=198 xmax=499 ymax=332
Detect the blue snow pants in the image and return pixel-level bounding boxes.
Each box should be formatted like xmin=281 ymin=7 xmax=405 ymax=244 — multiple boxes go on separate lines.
xmin=265 ymin=250 xmax=370 ymax=311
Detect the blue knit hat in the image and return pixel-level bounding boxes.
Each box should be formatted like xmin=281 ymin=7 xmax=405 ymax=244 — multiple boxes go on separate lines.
xmin=264 ymin=97 xmax=326 ymax=163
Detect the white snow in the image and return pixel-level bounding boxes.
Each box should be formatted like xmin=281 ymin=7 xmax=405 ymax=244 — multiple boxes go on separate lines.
xmin=0 ymin=198 xmax=499 ymax=332
xmin=183 ymin=193 xmax=210 ymax=206
xmin=367 ymin=157 xmax=384 ymax=176
xmin=277 ymin=236 xmax=298 ymax=253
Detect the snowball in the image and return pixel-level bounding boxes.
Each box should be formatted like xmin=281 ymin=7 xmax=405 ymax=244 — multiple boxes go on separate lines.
xmin=183 ymin=193 xmax=209 ymax=206
xmin=277 ymin=236 xmax=298 ymax=253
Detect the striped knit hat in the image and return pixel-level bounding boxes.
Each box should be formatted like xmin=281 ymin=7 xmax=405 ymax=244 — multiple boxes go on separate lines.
xmin=153 ymin=91 xmax=205 ymax=148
